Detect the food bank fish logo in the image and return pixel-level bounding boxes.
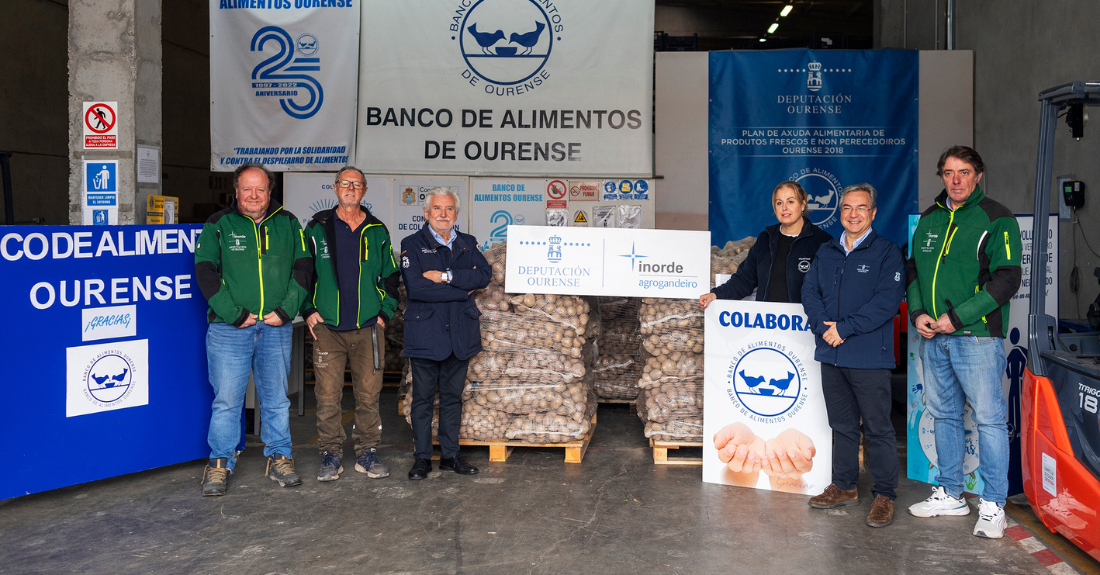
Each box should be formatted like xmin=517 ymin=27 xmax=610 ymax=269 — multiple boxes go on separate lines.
xmin=726 ymin=346 xmax=807 ymax=421
xmin=84 ymin=352 xmax=135 ymax=405
xmin=451 ymin=0 xmax=563 ymax=96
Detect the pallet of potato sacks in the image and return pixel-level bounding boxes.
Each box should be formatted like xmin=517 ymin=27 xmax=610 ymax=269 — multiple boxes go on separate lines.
xmin=649 ymin=438 xmax=703 ymax=466
xmin=430 ymin=413 xmax=597 ymax=464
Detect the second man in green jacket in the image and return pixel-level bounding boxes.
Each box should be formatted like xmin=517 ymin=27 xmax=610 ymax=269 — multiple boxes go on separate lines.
xmin=303 ymin=166 xmax=400 ymax=482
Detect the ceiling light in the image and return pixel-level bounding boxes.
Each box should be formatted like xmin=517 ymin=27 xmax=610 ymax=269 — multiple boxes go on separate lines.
xmin=780 ymin=4 xmax=793 ymax=17
xmin=767 ymin=22 xmax=779 ymax=34
xmin=759 ymin=38 xmax=767 ymax=42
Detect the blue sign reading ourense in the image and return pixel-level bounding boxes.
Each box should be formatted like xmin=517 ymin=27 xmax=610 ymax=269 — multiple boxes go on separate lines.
xmin=0 ymin=225 xmax=211 ymax=500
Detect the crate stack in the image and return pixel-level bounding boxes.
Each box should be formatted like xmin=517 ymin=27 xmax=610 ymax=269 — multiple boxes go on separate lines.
xmin=383 ymin=283 xmax=407 ymax=373
xmin=635 ymin=298 xmax=705 ymax=442
xmin=592 ymin=296 xmax=643 ymax=402
xmin=710 ymin=237 xmax=757 ymax=288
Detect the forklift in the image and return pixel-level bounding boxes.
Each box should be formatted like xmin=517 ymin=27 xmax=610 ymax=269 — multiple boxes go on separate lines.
xmin=1023 ymin=81 xmax=1100 ymax=561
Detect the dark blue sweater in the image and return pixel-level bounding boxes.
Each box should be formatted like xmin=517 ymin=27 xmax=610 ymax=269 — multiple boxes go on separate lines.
xmin=713 ymin=221 xmax=833 ymax=303
xmin=800 ymin=229 xmax=905 ymax=369
xmin=400 ymin=226 xmax=492 ymax=361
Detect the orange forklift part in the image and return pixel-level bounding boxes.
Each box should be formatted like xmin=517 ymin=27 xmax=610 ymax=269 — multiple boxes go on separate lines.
xmin=1021 ymin=368 xmax=1100 ymax=562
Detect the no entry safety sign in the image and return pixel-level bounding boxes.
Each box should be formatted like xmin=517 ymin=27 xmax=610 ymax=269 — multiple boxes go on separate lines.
xmin=83 ymin=101 xmax=118 ymax=149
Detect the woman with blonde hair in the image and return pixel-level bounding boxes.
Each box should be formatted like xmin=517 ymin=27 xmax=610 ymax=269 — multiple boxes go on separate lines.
xmin=700 ymin=181 xmax=832 ymax=308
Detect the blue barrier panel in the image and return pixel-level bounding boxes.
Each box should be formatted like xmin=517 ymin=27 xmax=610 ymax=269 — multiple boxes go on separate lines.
xmin=709 ymin=49 xmax=918 ymax=248
xmin=0 ymin=225 xmax=211 ymax=499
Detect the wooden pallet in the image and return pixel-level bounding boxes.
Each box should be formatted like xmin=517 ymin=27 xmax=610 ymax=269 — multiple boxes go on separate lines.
xmin=596 ymin=397 xmax=638 ymax=414
xmin=650 ymin=438 xmax=703 ymax=465
xmin=430 ymin=414 xmax=597 ymax=463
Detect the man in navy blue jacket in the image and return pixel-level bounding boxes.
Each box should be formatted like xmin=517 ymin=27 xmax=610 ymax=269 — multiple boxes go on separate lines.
xmin=801 ymin=183 xmax=905 ymax=528
xmin=400 ymin=187 xmax=491 ymax=480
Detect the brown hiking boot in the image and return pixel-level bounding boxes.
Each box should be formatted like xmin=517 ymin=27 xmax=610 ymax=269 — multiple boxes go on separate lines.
xmin=866 ymin=495 xmax=895 ymax=527
xmin=808 ymin=484 xmax=859 ymax=509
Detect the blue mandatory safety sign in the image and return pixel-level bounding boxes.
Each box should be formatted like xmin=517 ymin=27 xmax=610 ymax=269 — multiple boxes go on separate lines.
xmin=634 ymin=180 xmax=649 ymax=195
xmin=86 ymin=162 xmax=118 ymax=193
xmin=603 ymin=180 xmax=618 ymax=200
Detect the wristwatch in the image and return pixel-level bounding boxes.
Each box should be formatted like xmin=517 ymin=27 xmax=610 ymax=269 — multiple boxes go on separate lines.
xmin=440 ymin=271 xmax=451 ymax=283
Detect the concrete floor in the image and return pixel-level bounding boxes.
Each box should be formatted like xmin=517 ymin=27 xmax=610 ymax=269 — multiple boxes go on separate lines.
xmin=0 ymin=386 xmax=1075 ymax=575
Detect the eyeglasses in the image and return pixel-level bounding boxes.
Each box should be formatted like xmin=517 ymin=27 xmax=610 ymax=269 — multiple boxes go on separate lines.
xmin=336 ymin=180 xmax=365 ymax=189
xmin=840 ymin=206 xmax=872 ymax=214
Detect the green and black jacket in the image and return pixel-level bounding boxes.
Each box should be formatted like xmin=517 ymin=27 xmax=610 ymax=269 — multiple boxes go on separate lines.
xmin=906 ymin=185 xmax=1022 ymax=338
xmin=195 ymin=200 xmax=311 ymax=326
xmin=302 ymin=206 xmax=400 ymax=327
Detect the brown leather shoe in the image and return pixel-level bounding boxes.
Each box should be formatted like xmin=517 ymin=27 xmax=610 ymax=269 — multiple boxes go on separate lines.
xmin=808 ymin=484 xmax=859 ymax=509
xmin=866 ymin=495 xmax=895 ymax=527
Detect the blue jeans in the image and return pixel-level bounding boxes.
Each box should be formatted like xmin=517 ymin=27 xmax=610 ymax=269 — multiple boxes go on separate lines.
xmin=920 ymin=333 xmax=1009 ymax=504
xmin=206 ymin=321 xmax=293 ymax=469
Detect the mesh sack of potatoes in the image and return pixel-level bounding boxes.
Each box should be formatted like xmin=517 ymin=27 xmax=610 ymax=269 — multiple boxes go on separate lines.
xmin=596 ymin=297 xmax=642 ymax=353
xmin=401 ymin=397 xmax=512 ymax=441
xmin=593 ymin=297 xmax=642 ymax=399
xmin=636 ymin=397 xmax=703 ymax=441
xmin=462 ymin=378 xmax=589 ymax=421
xmin=644 ymin=418 xmax=704 ymax=442
xmin=593 ymin=354 xmax=641 ymax=399
xmin=642 ymin=330 xmax=704 ymax=356
xmin=709 ymin=236 xmax=757 ymax=289
xmin=640 ymin=381 xmax=703 ymax=423
xmin=383 ymin=283 xmax=407 ymax=372
xmin=398 ymin=358 xmax=411 ymax=398
xmin=637 ymin=349 xmax=702 ymax=389
xmin=472 ymin=307 xmax=588 ymax=383
xmin=639 ymin=298 xmax=703 ymax=336
xmin=504 ymin=411 xmax=591 ymax=443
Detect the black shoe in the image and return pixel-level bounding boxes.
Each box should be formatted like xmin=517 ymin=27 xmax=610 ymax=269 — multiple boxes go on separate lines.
xmin=439 ymin=453 xmax=478 ymax=475
xmin=408 ymin=458 xmax=432 ymax=480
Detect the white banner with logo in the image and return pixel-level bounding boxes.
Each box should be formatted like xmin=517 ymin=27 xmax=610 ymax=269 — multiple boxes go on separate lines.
xmin=210 ymin=2 xmax=360 ymax=171
xmin=504 ymin=226 xmax=709 ymax=298
xmin=356 ymin=0 xmax=654 ymax=176
xmin=283 ymin=172 xmax=393 ymax=232
xmin=702 ymin=300 xmax=832 ymax=495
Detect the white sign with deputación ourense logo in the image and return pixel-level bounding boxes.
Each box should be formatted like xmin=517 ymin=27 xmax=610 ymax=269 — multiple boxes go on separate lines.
xmin=503 ymin=225 xmax=709 ymax=299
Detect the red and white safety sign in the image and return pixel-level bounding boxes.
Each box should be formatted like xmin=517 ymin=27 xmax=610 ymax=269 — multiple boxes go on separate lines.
xmin=568 ymin=180 xmax=600 ymax=201
xmin=83 ymin=101 xmax=118 ymax=149
xmin=546 ymin=179 xmax=567 ymax=200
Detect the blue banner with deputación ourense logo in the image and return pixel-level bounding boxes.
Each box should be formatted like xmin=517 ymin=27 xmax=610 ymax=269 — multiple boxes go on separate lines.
xmin=709 ymin=49 xmax=918 ymax=248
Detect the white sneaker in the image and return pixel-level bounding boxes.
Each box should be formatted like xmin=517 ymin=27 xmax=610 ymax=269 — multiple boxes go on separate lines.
xmin=907 ymin=485 xmax=971 ymax=517
xmin=973 ymin=499 xmax=1007 ymax=538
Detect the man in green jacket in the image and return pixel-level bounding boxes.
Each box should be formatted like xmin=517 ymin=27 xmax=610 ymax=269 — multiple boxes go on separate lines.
xmin=905 ymin=146 xmax=1021 ymax=539
xmin=303 ymin=166 xmax=400 ymax=482
xmin=194 ymin=163 xmax=312 ymax=496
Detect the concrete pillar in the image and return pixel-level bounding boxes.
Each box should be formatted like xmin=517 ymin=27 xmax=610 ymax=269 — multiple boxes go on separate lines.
xmin=68 ymin=0 xmax=162 ymax=225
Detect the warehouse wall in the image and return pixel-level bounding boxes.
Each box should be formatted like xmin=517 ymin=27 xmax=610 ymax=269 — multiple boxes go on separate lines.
xmin=878 ymin=0 xmax=1100 ymax=318
xmin=0 ymin=0 xmax=69 ymax=225
xmin=162 ymin=0 xmax=218 ymax=223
